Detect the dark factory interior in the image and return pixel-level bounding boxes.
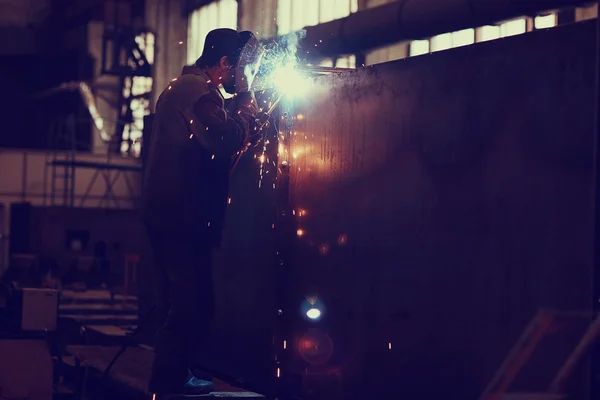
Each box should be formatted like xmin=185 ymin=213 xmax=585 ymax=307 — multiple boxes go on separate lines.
xmin=1 ymin=0 xmax=600 ymax=399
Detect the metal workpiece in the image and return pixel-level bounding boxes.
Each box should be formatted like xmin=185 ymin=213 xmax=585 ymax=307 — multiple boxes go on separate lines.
xmin=158 ymin=20 xmax=597 ymax=400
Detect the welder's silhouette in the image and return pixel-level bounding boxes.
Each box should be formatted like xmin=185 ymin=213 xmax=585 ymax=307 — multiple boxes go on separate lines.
xmin=141 ymin=28 xmax=261 ymax=396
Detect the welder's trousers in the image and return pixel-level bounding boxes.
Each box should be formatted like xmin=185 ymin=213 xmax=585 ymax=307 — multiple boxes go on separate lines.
xmin=146 ymin=230 xmax=215 ymax=393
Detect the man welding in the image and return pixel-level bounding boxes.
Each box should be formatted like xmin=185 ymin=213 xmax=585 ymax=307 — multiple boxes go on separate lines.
xmin=141 ymin=28 xmax=262 ymax=396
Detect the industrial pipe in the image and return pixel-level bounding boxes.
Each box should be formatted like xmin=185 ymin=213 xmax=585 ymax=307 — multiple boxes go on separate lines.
xmin=302 ymin=0 xmax=594 ymax=57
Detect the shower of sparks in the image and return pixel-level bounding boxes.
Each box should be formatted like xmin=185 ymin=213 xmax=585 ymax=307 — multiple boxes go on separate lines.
xmin=252 ymin=30 xmax=311 ymax=189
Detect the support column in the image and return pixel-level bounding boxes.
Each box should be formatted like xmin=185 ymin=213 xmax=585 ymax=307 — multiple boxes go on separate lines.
xmin=145 ymin=0 xmax=188 ymax=109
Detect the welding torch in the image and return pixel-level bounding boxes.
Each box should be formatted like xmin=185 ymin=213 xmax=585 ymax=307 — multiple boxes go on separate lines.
xmin=230 ymin=92 xmax=284 ymax=173
xmin=254 ymin=93 xmax=284 ymax=132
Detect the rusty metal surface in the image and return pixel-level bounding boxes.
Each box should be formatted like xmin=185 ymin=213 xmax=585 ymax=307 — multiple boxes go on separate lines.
xmin=283 ymin=21 xmax=595 ymax=399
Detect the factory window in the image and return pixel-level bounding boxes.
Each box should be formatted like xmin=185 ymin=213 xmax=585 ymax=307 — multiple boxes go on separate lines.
xmin=476 ymin=25 xmax=501 ymax=42
xmin=430 ymin=33 xmax=452 ymax=52
xmin=499 ymin=18 xmax=527 ymax=37
xmin=452 ymin=29 xmax=475 ymax=47
xmin=336 ymin=55 xmax=356 ymax=68
xmin=430 ymin=29 xmax=475 ymax=52
xmin=365 ymin=42 xmax=408 ymax=66
xmin=534 ymin=13 xmax=557 ymax=29
xmin=472 ymin=17 xmax=527 ymax=45
xmin=277 ymin=0 xmax=359 ymax=35
xmin=122 ymin=32 xmax=154 ymax=156
xmin=409 ymin=40 xmax=429 ymax=57
xmin=124 ymin=75 xmax=153 ymax=156
xmin=411 ymin=27 xmax=474 ymax=56
xmin=575 ymin=3 xmax=597 ymax=21
xmin=399 ymin=13 xmax=558 ymax=63
xmin=187 ymin=0 xmax=238 ymax=65
xmin=474 ymin=17 xmax=530 ymax=43
xmin=319 ymin=55 xmax=356 ymax=68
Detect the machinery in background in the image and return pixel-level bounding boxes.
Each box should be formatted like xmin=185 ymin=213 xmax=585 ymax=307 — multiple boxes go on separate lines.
xmin=0 ymin=284 xmax=58 ymax=333
xmin=0 ymin=283 xmax=57 ymax=400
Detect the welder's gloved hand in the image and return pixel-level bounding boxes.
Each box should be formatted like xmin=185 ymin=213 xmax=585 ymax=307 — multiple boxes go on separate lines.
xmin=249 ymin=130 xmax=263 ymax=148
xmin=235 ymin=32 xmax=263 ymax=93
xmin=234 ymin=91 xmax=259 ymax=117
xmin=248 ymin=112 xmax=270 ymax=148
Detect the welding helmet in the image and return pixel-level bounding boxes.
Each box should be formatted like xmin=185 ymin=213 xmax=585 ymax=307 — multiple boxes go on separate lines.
xmin=235 ymin=31 xmax=264 ymax=93
xmin=196 ymin=29 xmax=263 ymax=94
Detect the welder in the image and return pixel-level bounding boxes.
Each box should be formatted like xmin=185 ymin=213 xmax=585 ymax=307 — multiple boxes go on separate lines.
xmin=141 ymin=28 xmax=262 ymax=396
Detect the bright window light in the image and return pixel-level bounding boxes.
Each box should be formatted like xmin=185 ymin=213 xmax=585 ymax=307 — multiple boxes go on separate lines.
xmin=278 ymin=0 xmax=358 ymax=35
xmin=187 ymin=0 xmax=238 ymax=65
xmin=335 ymin=55 xmax=356 ymax=68
xmin=535 ymin=14 xmax=557 ymax=29
xmin=277 ymin=0 xmax=292 ymax=35
xmin=135 ymin=32 xmax=155 ymax=64
xmin=500 ymin=18 xmax=527 ymax=38
xmin=452 ymin=28 xmax=475 ymax=48
xmin=319 ymin=58 xmax=334 ymax=67
xmin=365 ymin=42 xmax=408 ymax=66
xmin=477 ymin=25 xmax=501 ymax=42
xmin=431 ymin=33 xmax=452 ymax=52
xmin=409 ymin=40 xmax=430 ymax=57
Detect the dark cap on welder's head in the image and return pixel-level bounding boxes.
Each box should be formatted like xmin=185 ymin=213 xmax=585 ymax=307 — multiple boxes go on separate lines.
xmin=195 ymin=28 xmax=245 ymax=68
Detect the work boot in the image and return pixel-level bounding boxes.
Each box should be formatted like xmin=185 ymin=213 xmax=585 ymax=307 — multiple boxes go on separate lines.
xmin=150 ymin=377 xmax=214 ymax=398
xmin=190 ymin=368 xmax=213 ymax=382
xmin=181 ymin=375 xmax=214 ymax=395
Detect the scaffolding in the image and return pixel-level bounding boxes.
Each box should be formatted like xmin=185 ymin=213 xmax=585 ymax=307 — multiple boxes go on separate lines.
xmin=39 ymin=0 xmax=153 ymax=208
xmin=43 ymin=114 xmax=141 ymax=209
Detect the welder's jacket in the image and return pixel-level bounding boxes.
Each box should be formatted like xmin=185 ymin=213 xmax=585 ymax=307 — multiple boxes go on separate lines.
xmin=141 ymin=66 xmax=255 ymax=247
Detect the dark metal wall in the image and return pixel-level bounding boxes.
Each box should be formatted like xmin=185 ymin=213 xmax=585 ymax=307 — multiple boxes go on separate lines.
xmin=140 ymin=19 xmax=597 ymax=400
xmin=284 ymin=19 xmax=596 ymax=399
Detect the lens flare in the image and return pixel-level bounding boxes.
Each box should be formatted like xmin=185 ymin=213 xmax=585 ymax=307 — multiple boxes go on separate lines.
xmin=306 ymin=308 xmax=321 ymax=320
